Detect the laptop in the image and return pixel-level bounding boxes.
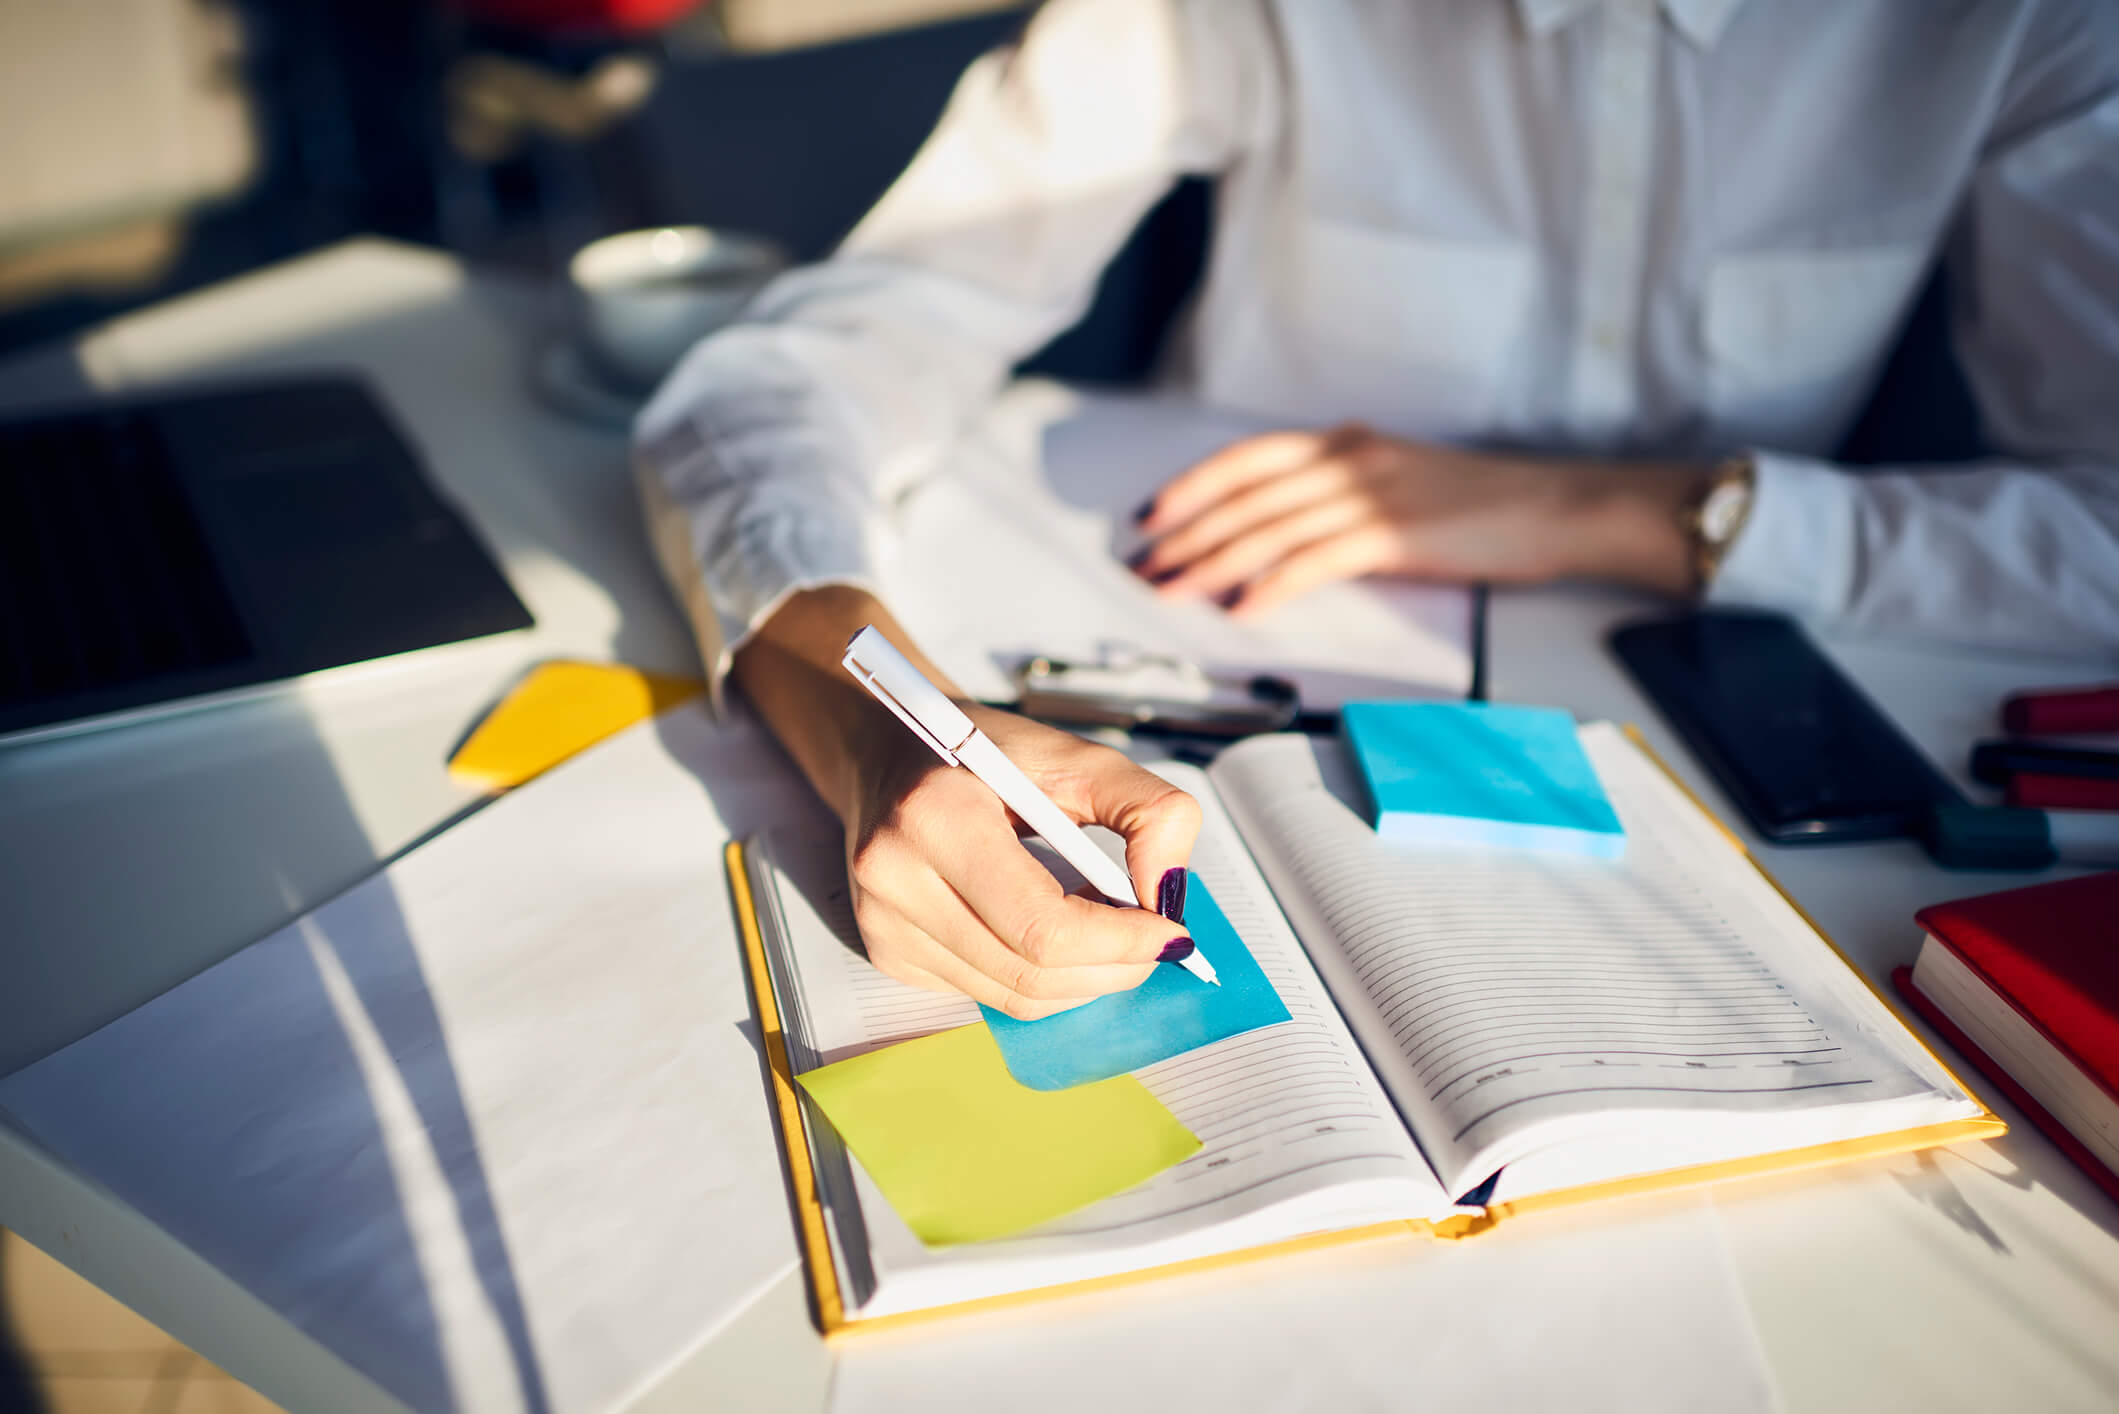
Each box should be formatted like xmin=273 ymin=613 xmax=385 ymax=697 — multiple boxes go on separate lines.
xmin=0 ymin=377 xmax=533 ymax=745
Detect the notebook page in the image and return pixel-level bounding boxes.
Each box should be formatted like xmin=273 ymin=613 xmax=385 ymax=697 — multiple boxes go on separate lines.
xmin=753 ymin=761 xmax=1456 ymax=1318
xmin=1209 ymin=726 xmax=1968 ymax=1198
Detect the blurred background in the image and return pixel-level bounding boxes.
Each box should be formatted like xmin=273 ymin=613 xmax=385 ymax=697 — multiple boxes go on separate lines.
xmin=0 ymin=0 xmax=1979 ymax=442
xmin=0 ymin=0 xmax=1215 ymax=387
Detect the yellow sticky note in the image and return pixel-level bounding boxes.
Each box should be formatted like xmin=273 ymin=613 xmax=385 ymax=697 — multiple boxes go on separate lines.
xmin=448 ymin=660 xmax=702 ymax=791
xmin=796 ymin=1024 xmax=1200 ymax=1246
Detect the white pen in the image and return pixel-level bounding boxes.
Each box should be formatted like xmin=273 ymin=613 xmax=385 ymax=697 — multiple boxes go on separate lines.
xmin=842 ymin=625 xmax=1219 ymax=986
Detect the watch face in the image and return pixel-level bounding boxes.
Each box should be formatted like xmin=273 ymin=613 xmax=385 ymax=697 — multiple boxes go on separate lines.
xmin=1700 ymin=480 xmax=1750 ymax=544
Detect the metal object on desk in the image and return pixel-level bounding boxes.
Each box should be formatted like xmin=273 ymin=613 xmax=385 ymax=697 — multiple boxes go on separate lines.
xmin=1013 ymin=647 xmax=1299 ymax=738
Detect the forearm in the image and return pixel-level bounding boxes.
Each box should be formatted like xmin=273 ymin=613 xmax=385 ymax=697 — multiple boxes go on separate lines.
xmin=633 ymin=1 xmax=1255 ymax=708
xmin=1560 ymin=459 xmax=1713 ymax=597
xmin=732 ymin=586 xmax=963 ymax=823
xmin=1540 ymin=449 xmax=2119 ymax=658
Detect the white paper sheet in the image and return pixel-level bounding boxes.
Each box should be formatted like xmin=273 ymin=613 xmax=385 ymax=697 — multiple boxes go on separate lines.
xmin=0 ymin=707 xmax=818 ymax=1414
xmin=829 ymin=1196 xmax=1778 ymax=1414
xmin=879 ymin=384 xmax=1475 ymax=708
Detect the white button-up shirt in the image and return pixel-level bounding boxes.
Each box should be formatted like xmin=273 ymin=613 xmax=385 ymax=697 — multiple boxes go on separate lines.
xmin=636 ymin=0 xmax=2119 ymax=698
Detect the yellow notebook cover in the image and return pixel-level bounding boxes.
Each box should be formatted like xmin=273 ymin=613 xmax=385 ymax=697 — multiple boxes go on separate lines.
xmin=449 ymin=660 xmax=701 ymax=791
xmin=729 ymin=728 xmax=2003 ymax=1339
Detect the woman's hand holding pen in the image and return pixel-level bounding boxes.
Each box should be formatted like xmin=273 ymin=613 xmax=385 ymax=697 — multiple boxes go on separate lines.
xmin=845 ymin=705 xmax=1202 ymax=1017
xmin=734 ymin=587 xmax=1202 ymax=1020
xmin=1127 ymin=424 xmax=1707 ymax=612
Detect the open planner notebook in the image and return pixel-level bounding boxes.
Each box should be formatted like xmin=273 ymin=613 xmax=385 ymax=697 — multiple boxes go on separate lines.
xmin=734 ymin=724 xmax=2001 ymax=1334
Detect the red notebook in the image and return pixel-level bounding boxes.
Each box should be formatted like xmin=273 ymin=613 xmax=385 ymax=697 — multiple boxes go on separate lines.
xmin=1893 ymin=871 xmax=2119 ymax=1208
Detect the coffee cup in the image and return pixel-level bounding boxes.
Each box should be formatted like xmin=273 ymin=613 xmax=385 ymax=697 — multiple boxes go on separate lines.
xmin=568 ymin=225 xmax=787 ymax=392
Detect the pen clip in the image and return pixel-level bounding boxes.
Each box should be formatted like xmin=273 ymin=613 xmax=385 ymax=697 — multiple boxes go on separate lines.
xmin=842 ymin=646 xmax=963 ymax=766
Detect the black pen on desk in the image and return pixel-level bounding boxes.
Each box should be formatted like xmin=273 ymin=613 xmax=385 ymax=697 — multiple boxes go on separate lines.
xmin=1969 ymin=739 xmax=2119 ymax=785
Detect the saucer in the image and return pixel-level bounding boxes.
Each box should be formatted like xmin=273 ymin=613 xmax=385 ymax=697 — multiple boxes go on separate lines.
xmin=532 ymin=337 xmax=645 ymax=430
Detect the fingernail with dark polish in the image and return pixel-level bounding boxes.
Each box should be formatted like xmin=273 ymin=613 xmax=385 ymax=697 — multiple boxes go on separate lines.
xmin=1157 ymin=867 xmax=1188 ymax=923
xmin=1132 ymin=497 xmax=1157 ymax=524
xmin=1156 ymin=938 xmax=1196 ymax=964
xmin=1151 ymin=566 xmax=1183 ymax=586
xmin=1215 ymin=586 xmax=1244 ymax=609
xmin=1125 ymin=545 xmax=1154 ymax=571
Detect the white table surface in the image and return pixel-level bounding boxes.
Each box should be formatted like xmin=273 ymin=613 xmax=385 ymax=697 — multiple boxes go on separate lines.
xmin=2 ymin=240 xmax=2115 ymax=1412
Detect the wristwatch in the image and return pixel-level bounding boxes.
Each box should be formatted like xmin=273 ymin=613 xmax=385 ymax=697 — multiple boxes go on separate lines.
xmin=1684 ymin=453 xmax=1756 ymax=592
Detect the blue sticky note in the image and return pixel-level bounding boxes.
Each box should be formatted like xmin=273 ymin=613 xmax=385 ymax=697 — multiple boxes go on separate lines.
xmin=980 ymin=873 xmax=1291 ymax=1091
xmin=1339 ymin=700 xmax=1626 ymax=858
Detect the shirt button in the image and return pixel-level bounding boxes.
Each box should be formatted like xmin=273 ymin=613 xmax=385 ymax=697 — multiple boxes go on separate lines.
xmin=1592 ymin=325 xmax=1621 ymax=353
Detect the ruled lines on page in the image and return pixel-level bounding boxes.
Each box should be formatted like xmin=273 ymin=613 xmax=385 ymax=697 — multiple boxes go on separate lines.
xmin=755 ymin=821 xmax=982 ymax=1061
xmin=1045 ymin=780 xmax=1438 ymax=1238
xmin=845 ymin=963 xmax=984 ymax=1045
xmin=1210 ymin=730 xmax=1936 ymax=1189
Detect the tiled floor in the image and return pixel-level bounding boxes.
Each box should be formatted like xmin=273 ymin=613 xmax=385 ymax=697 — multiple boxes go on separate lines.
xmin=0 ymin=1229 xmax=282 ymax=1414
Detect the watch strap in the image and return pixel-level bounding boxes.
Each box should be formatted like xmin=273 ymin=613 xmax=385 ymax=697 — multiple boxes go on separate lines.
xmin=1685 ymin=453 xmax=1757 ymax=592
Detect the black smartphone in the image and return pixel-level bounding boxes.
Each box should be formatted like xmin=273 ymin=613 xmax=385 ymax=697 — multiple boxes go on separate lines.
xmin=1609 ymin=610 xmax=1961 ymax=843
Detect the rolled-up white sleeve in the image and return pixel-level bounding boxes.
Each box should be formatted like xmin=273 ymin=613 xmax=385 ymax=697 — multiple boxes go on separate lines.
xmin=633 ymin=0 xmax=1274 ymax=706
xmin=1714 ymin=53 xmax=2119 ymax=659
xmin=1715 ymin=447 xmax=2119 ymax=654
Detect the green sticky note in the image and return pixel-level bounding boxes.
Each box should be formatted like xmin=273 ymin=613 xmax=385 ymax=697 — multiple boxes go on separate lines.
xmin=795 ymin=1024 xmax=1201 ymax=1246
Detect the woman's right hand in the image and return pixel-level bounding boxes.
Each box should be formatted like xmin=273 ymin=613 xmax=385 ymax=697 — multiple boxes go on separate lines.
xmin=734 ymin=588 xmax=1203 ymax=1019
